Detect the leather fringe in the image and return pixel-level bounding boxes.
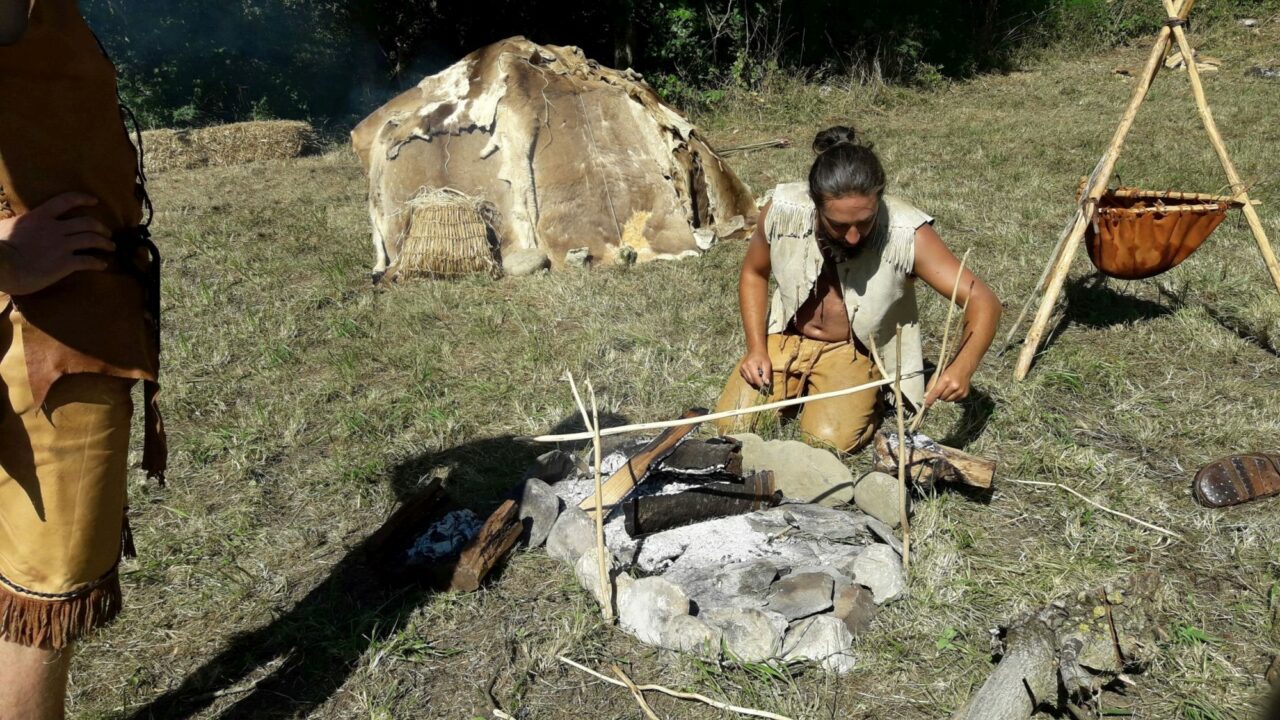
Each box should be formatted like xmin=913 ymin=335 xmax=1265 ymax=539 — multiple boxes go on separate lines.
xmin=142 ymin=379 xmax=166 ymax=485
xmin=0 ymin=573 xmax=121 ymax=650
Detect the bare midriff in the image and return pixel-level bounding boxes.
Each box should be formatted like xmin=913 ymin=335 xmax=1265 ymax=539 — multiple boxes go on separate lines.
xmin=787 ymin=259 xmax=851 ymax=342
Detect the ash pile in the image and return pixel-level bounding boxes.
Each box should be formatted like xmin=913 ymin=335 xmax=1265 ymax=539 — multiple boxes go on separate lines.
xmin=519 ymin=433 xmax=912 ymax=674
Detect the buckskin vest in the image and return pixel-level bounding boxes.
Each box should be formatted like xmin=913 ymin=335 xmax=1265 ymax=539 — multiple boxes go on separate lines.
xmin=0 ymin=0 xmax=164 ymax=477
xmin=764 ymin=181 xmax=931 ymax=409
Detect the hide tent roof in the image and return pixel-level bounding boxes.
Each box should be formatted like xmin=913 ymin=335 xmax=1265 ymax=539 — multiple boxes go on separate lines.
xmin=352 ymin=36 xmax=756 ymax=276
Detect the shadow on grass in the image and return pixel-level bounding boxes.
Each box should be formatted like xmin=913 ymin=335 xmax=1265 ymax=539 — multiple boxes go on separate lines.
xmin=1154 ymin=283 xmax=1280 ymax=358
xmin=1036 ymin=273 xmax=1174 ymax=359
xmin=938 ymin=386 xmax=996 ymax=449
xmin=126 ymin=413 xmax=625 ymax=720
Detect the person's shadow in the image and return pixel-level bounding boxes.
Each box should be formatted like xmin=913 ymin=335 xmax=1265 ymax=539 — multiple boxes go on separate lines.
xmin=126 ymin=412 xmax=627 ymax=719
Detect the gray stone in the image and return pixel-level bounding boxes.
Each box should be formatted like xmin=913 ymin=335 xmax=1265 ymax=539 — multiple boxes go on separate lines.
xmin=1240 ymin=17 xmax=1260 ymax=27
xmin=503 ymin=248 xmax=550 ymax=277
xmin=658 ymin=614 xmax=723 ymax=657
xmin=853 ymin=471 xmax=905 ymax=529
xmin=565 ymin=247 xmax=591 ymax=268
xmin=666 ymin=560 xmax=777 ymax=614
xmin=791 ymin=565 xmax=856 ymax=587
xmin=865 ymin=516 xmax=904 ymax=556
xmin=851 ymin=544 xmax=906 ymax=605
xmin=766 ymin=572 xmax=834 ymax=620
xmin=516 ymin=477 xmax=564 ymax=548
xmin=575 ymin=547 xmax=619 ymax=609
xmin=732 ymin=434 xmax=855 ymax=507
xmin=746 ymin=503 xmax=876 ymax=543
xmin=546 ymin=506 xmax=595 ymax=565
xmin=782 ymin=615 xmax=856 ymax=674
xmin=833 ymin=583 xmax=877 ymax=635
xmin=618 ymin=577 xmax=690 ymax=646
xmin=523 ymin=450 xmax=579 ymax=484
xmin=702 ymin=608 xmax=783 ymax=663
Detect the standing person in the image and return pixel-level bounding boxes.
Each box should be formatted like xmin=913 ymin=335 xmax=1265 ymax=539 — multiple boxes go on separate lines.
xmin=713 ymin=125 xmax=1001 ymax=451
xmin=0 ymin=1 xmax=164 ymax=718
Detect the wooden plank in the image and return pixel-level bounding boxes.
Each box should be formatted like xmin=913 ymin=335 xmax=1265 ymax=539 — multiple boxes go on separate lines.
xmin=450 ymin=499 xmax=522 ymax=592
xmin=578 ymin=408 xmax=707 ymax=511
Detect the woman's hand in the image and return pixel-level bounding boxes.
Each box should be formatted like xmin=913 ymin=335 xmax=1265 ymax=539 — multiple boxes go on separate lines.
xmin=923 ymin=363 xmax=973 ymax=407
xmin=739 ymin=349 xmax=773 ymax=391
xmin=0 ymin=193 xmax=113 ymax=296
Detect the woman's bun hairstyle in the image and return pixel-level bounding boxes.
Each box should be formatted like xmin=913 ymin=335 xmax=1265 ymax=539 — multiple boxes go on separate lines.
xmin=809 ymin=124 xmax=885 ymax=204
xmin=812 ymin=125 xmax=862 ymax=154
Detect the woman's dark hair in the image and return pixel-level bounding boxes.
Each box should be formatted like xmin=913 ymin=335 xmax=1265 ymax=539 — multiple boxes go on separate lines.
xmin=808 ymin=125 xmax=886 ymax=206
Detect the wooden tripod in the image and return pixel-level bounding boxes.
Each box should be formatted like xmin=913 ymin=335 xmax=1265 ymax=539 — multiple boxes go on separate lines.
xmin=1006 ymin=0 xmax=1280 ymax=380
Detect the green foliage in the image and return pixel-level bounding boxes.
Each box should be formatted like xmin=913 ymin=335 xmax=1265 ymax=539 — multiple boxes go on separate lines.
xmin=83 ymin=0 xmax=1280 ymax=128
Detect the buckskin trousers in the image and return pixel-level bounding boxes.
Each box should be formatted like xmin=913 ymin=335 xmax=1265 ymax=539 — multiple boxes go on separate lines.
xmin=713 ymin=333 xmax=882 ymax=453
xmin=0 ymin=308 xmax=133 ymax=650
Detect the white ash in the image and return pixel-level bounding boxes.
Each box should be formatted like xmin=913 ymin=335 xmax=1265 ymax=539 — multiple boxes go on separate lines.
xmin=885 ymin=431 xmax=942 ymax=452
xmin=405 ymin=509 xmax=482 ymax=564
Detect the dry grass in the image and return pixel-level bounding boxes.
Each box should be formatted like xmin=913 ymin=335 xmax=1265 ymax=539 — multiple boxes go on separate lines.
xmin=63 ymin=19 xmax=1280 ymax=720
xmin=142 ymin=120 xmax=320 ymax=173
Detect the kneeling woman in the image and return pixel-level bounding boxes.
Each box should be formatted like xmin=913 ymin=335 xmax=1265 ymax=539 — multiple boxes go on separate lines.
xmin=714 ymin=125 xmax=1002 ymax=452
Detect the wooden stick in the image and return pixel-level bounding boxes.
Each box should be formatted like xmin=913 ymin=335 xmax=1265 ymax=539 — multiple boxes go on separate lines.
xmin=912 ymin=250 xmax=970 ymax=432
xmin=611 ymin=664 xmax=661 ymax=720
xmin=1161 ymin=0 xmax=1280 ymax=297
xmin=588 ymin=382 xmax=612 ymax=621
xmin=566 ymin=374 xmax=613 ymax=621
xmin=1007 ymin=479 xmax=1182 ymax=539
xmin=894 ymin=326 xmax=911 ymax=573
xmin=532 ymin=373 xmax=920 ymax=443
xmin=557 ymin=656 xmax=795 ymax=720
xmin=1101 ymin=202 xmax=1230 ymax=215
xmin=1013 ymin=0 xmax=1195 ymax=381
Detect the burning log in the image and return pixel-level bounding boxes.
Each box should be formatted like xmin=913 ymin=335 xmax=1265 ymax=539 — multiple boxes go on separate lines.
xmin=872 ymin=428 xmax=995 ymax=490
xmin=364 ymin=470 xmax=450 ymax=562
xmin=449 ymin=499 xmax=523 ymax=591
xmin=579 ymin=408 xmax=708 ymax=512
xmin=623 ymin=471 xmax=780 ymax=537
xmin=952 ymin=573 xmax=1160 ymax=720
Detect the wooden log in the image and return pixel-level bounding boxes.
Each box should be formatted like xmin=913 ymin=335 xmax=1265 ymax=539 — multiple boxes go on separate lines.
xmin=363 ymin=471 xmax=449 ymax=560
xmin=952 ymin=573 xmax=1161 ymax=719
xmin=872 ymin=428 xmax=995 ymax=490
xmin=450 ymin=499 xmax=522 ymax=592
xmin=623 ymin=471 xmax=779 ymax=537
xmin=579 ymin=408 xmax=707 ymax=512
xmin=656 ymin=437 xmax=743 ymax=477
xmin=950 ymin=619 xmax=1058 ymax=720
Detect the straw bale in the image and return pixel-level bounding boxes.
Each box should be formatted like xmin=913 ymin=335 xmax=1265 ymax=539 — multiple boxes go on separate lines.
xmin=141 ymin=120 xmax=319 ymax=173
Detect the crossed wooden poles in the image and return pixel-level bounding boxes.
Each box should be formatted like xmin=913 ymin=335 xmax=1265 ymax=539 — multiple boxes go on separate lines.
xmin=1006 ymin=0 xmax=1280 ymax=380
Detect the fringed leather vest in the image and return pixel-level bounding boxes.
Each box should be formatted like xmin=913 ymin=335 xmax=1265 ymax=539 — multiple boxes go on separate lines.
xmin=764 ymin=181 xmax=932 ymax=409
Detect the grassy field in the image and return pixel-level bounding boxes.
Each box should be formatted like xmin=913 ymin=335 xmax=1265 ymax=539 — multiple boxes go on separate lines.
xmin=68 ymin=18 xmax=1280 ymax=720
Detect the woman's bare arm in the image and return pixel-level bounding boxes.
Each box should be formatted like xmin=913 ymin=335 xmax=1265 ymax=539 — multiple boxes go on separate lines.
xmin=912 ymin=223 xmax=1002 ymax=405
xmin=737 ymin=202 xmax=774 ymax=388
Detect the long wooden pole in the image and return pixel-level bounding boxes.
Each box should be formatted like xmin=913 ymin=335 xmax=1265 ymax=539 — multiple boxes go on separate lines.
xmin=1013 ymin=0 xmax=1195 ymax=381
xmin=1161 ymin=0 xmax=1280 ymax=295
xmin=894 ymin=326 xmax=911 ymax=573
xmin=531 ymin=372 xmax=921 ymax=443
